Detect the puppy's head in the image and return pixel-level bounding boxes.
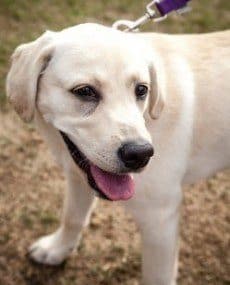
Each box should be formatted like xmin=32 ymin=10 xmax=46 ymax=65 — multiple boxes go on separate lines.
xmin=6 ymin=24 xmax=164 ymax=201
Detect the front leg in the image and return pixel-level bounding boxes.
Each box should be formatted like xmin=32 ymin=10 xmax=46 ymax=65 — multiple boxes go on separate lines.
xmin=29 ymin=172 xmax=96 ymax=265
xmin=142 ymin=188 xmax=181 ymax=285
xmin=141 ymin=210 xmax=180 ymax=285
xmin=128 ymin=185 xmax=181 ymax=285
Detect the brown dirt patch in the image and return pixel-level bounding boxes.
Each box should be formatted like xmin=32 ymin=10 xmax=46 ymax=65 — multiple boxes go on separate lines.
xmin=0 ymin=112 xmax=229 ymax=285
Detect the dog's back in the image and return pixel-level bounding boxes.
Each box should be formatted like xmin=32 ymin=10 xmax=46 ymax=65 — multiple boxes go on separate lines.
xmin=179 ymin=31 xmax=230 ymax=182
xmin=141 ymin=31 xmax=230 ymax=183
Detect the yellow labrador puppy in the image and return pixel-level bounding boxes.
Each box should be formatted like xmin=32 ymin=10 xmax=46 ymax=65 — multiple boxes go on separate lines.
xmin=6 ymin=24 xmax=230 ymax=285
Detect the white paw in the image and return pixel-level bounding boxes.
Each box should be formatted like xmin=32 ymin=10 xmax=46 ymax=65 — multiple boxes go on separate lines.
xmin=29 ymin=231 xmax=75 ymax=265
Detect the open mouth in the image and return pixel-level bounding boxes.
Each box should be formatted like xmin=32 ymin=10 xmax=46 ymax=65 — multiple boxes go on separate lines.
xmin=60 ymin=131 xmax=135 ymax=201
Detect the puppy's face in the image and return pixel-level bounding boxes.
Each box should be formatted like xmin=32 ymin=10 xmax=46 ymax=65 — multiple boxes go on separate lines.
xmin=38 ymin=25 xmax=152 ymax=171
xmin=7 ymin=24 xmax=164 ymax=200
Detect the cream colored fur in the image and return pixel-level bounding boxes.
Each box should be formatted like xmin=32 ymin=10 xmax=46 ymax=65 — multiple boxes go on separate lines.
xmin=6 ymin=24 xmax=230 ymax=285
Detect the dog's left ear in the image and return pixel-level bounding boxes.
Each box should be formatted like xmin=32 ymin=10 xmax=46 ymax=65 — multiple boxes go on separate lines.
xmin=148 ymin=65 xmax=165 ymax=119
xmin=6 ymin=31 xmax=55 ymax=122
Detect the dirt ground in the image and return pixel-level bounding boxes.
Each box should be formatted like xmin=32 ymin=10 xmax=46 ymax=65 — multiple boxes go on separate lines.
xmin=0 ymin=1 xmax=230 ymax=284
xmin=0 ymin=110 xmax=229 ymax=285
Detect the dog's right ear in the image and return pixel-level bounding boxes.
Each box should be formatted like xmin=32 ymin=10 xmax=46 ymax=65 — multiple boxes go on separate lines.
xmin=6 ymin=31 xmax=55 ymax=122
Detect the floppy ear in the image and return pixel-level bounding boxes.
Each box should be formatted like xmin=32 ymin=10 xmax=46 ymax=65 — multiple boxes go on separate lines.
xmin=6 ymin=31 xmax=55 ymax=122
xmin=148 ymin=65 xmax=165 ymax=119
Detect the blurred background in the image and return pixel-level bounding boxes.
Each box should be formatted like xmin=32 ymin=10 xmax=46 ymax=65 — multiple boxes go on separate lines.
xmin=0 ymin=1 xmax=229 ymax=285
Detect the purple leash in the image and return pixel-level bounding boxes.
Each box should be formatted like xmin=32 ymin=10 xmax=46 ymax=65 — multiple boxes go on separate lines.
xmin=113 ymin=0 xmax=192 ymax=31
xmin=156 ymin=0 xmax=191 ymax=16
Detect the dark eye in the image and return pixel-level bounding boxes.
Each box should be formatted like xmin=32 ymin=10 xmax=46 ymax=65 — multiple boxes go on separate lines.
xmin=71 ymin=85 xmax=100 ymax=101
xmin=135 ymin=84 xmax=148 ymax=100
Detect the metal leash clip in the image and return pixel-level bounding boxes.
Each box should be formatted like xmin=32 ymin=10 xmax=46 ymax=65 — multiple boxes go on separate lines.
xmin=113 ymin=0 xmax=191 ymax=32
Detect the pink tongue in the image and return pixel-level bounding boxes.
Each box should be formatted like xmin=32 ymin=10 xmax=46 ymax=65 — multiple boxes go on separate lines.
xmin=90 ymin=165 xmax=135 ymax=201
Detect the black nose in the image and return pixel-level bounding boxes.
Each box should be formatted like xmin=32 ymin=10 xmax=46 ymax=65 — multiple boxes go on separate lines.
xmin=118 ymin=142 xmax=154 ymax=170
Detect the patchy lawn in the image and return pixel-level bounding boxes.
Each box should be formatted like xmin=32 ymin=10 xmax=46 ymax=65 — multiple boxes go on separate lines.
xmin=0 ymin=0 xmax=229 ymax=106
xmin=0 ymin=112 xmax=229 ymax=285
xmin=0 ymin=1 xmax=229 ymax=285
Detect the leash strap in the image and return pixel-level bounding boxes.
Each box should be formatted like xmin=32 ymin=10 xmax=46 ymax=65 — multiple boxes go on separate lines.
xmin=156 ymin=0 xmax=191 ymax=16
xmin=113 ymin=0 xmax=191 ymax=31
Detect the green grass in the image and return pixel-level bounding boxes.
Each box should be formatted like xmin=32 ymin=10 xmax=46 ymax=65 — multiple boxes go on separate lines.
xmin=39 ymin=211 xmax=58 ymax=226
xmin=0 ymin=0 xmax=229 ymax=109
